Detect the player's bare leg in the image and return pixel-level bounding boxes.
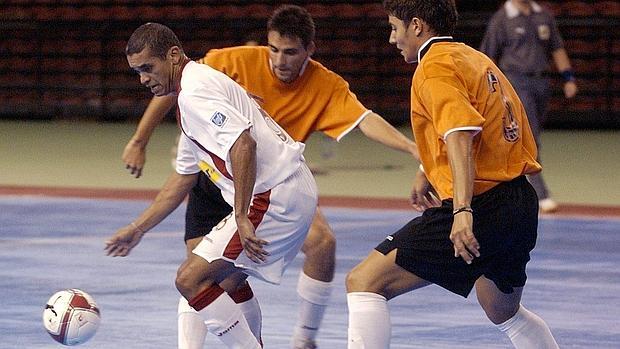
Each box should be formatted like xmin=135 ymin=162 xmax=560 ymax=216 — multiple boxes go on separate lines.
xmin=476 ymin=277 xmax=559 ymax=348
xmin=292 ymin=208 xmax=336 ymax=348
xmin=177 ymin=238 xmax=261 ymax=349
xmin=345 ymin=249 xmax=430 ymax=349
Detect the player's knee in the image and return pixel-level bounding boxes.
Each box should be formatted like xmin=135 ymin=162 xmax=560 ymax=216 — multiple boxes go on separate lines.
xmin=312 ymin=230 xmax=336 ymax=258
xmin=481 ymin=299 xmax=520 ymax=324
xmin=346 ymin=263 xmax=377 ymax=293
xmin=303 ymin=225 xmax=336 ymax=259
xmin=175 ymin=264 xmax=195 ymax=296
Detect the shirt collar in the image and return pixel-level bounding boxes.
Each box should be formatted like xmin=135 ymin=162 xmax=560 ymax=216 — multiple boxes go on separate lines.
xmin=418 ymin=36 xmax=454 ymax=62
xmin=505 ymin=0 xmax=542 ymax=18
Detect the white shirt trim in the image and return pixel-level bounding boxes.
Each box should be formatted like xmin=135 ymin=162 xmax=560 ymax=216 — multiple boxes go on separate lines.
xmin=506 ymin=1 xmax=542 ymax=19
xmin=443 ymin=126 xmax=482 ymax=141
xmin=335 ymin=110 xmax=372 ymax=142
xmin=417 ymin=36 xmax=454 ymax=63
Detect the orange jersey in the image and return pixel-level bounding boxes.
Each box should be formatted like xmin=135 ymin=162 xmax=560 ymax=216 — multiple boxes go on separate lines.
xmin=411 ymin=39 xmax=541 ymax=200
xmin=198 ymin=46 xmax=369 ymax=142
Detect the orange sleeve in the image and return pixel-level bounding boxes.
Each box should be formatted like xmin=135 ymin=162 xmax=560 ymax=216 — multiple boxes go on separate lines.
xmin=314 ymin=75 xmax=368 ymax=140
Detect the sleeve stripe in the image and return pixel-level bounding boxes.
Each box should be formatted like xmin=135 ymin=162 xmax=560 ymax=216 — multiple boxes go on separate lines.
xmin=335 ymin=110 xmax=372 ymax=142
xmin=442 ymin=126 xmax=483 ymax=141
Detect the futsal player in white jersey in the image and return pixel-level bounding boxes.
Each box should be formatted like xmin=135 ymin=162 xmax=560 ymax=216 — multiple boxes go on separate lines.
xmin=105 ymin=23 xmax=317 ymax=348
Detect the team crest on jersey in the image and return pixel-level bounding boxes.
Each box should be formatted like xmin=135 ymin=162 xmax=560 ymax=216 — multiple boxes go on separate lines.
xmin=486 ymin=70 xmax=499 ymax=93
xmin=537 ymin=25 xmax=550 ymax=41
xmin=487 ymin=70 xmax=520 ymax=142
xmin=210 ymin=112 xmax=228 ymax=127
xmin=502 ymin=101 xmax=520 ymax=142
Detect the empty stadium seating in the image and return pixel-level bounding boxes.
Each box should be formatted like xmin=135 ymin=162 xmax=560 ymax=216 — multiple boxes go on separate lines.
xmin=0 ymin=0 xmax=617 ymax=128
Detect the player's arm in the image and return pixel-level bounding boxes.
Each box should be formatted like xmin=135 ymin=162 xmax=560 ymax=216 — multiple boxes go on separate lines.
xmin=122 ymin=95 xmax=178 ymax=178
xmin=551 ymin=48 xmax=578 ymax=99
xmin=357 ymin=112 xmax=419 ymax=160
xmin=229 ymin=130 xmax=268 ymax=263
xmin=445 ymin=130 xmax=479 ymax=264
xmin=105 ymin=172 xmax=197 ymax=257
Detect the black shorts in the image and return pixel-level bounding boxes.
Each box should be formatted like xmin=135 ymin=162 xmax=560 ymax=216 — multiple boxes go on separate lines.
xmin=376 ymin=176 xmax=538 ymax=298
xmin=185 ymin=172 xmax=232 ymax=241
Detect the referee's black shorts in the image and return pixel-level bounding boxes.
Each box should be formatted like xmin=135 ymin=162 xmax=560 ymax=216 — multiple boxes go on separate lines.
xmin=376 ymin=176 xmax=538 ymax=298
xmin=184 ymin=172 xmax=232 ymax=242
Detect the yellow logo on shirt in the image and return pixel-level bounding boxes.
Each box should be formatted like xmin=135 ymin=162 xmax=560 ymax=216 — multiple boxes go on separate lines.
xmin=198 ymin=161 xmax=220 ymax=182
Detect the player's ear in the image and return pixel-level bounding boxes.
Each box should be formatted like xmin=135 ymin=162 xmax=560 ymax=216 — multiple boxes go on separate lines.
xmin=306 ymin=41 xmax=316 ymax=57
xmin=169 ymin=46 xmax=182 ymax=64
xmin=409 ymin=18 xmax=424 ymax=37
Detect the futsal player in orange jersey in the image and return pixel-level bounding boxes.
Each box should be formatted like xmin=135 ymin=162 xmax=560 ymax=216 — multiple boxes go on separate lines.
xmin=121 ymin=5 xmax=418 ymax=349
xmin=345 ymin=1 xmax=559 ymax=348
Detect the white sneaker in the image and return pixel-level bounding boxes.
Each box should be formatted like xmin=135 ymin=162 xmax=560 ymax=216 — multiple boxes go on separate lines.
xmin=539 ymin=198 xmax=559 ymax=213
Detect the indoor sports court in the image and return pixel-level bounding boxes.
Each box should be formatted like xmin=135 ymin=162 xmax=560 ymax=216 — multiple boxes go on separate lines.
xmin=1 ymin=122 xmax=619 ymax=348
xmin=1 ymin=1 xmax=619 ymax=348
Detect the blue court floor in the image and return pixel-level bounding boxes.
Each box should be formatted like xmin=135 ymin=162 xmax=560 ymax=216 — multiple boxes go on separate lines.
xmin=1 ymin=195 xmax=619 ymax=348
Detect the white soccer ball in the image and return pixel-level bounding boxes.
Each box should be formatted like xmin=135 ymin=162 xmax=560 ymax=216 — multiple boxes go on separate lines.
xmin=43 ymin=289 xmax=101 ymax=346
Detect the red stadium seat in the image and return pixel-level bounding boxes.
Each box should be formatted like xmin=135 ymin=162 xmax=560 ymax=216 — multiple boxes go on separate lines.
xmin=305 ymin=4 xmax=332 ymax=19
xmin=330 ymin=4 xmax=360 ymax=19
xmin=538 ymin=1 xmax=563 ymax=16
xmin=562 ymin=1 xmax=596 ymax=17
xmin=594 ymin=1 xmax=620 ymax=17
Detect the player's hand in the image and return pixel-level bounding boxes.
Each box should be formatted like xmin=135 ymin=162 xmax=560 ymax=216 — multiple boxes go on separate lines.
xmin=104 ymin=224 xmax=145 ymax=257
xmin=410 ymin=169 xmax=441 ymax=212
xmin=122 ymin=138 xmax=147 ymax=178
xmin=236 ymin=216 xmax=269 ymax=263
xmin=564 ymin=81 xmax=578 ymax=99
xmin=449 ymin=212 xmax=480 ymax=264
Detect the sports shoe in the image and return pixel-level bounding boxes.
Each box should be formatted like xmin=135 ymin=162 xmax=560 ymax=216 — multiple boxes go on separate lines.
xmin=539 ymin=198 xmax=559 ymax=214
xmin=294 ymin=339 xmax=317 ymax=349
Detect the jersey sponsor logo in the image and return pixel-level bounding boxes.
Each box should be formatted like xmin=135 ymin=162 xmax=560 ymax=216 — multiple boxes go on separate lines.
xmin=487 ymin=70 xmax=499 ymax=93
xmin=216 ymin=320 xmax=239 ymax=336
xmin=214 ymin=213 xmax=233 ymax=231
xmin=198 ymin=160 xmax=221 ymax=182
xmin=210 ymin=111 xmax=228 ymax=127
xmin=246 ymin=90 xmax=293 ymax=144
xmin=487 ymin=70 xmax=520 ymax=142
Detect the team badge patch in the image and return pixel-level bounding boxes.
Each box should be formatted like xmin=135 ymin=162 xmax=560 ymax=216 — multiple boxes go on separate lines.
xmin=210 ymin=112 xmax=228 ymax=127
xmin=537 ymin=25 xmax=550 ymax=40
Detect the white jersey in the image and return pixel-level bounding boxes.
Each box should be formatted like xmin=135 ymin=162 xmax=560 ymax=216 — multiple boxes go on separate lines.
xmin=175 ymin=61 xmax=306 ymax=206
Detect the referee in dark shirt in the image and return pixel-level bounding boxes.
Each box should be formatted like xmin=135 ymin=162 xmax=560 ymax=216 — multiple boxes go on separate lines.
xmin=480 ymin=0 xmax=578 ymax=213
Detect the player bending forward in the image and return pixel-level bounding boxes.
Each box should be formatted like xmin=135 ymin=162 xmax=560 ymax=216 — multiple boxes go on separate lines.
xmin=345 ymin=1 xmax=560 ymax=348
xmin=121 ymin=5 xmax=419 ymax=349
xmin=106 ymin=23 xmax=317 ymax=348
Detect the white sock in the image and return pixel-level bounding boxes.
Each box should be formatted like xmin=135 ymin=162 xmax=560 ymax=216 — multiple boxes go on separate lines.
xmin=292 ymin=272 xmax=332 ymax=347
xmin=197 ymin=292 xmax=261 ymax=349
xmin=178 ymin=297 xmax=208 ymax=349
xmin=347 ymin=292 xmax=390 ymax=349
xmin=237 ymin=296 xmax=262 ymax=341
xmin=497 ymin=304 xmax=559 ymax=349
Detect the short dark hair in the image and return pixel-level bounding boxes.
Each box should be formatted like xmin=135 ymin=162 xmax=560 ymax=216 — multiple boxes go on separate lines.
xmin=267 ymin=5 xmax=315 ymax=48
xmin=126 ymin=22 xmax=182 ymax=59
xmin=383 ymin=0 xmax=458 ymax=36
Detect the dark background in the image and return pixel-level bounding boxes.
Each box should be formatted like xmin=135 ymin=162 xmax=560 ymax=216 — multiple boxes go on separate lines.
xmin=1 ymin=0 xmax=618 ymax=129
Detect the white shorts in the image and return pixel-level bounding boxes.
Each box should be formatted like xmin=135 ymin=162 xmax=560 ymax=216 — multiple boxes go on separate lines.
xmin=192 ymin=164 xmax=317 ymax=284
